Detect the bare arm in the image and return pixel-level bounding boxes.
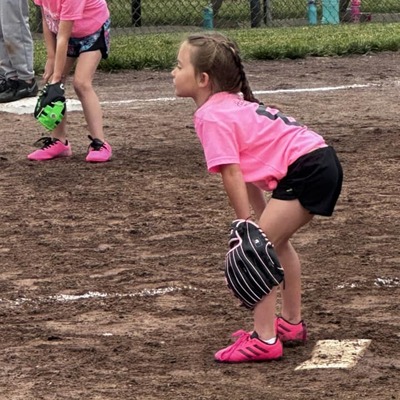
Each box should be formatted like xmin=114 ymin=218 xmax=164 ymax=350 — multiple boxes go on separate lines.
xmin=41 ymin=8 xmax=56 ymax=82
xmin=51 ymin=20 xmax=74 ymax=83
xmin=246 ymin=182 xmax=266 ymax=220
xmin=220 ymin=164 xmax=251 ymax=219
xmin=40 ymin=10 xmax=74 ymax=83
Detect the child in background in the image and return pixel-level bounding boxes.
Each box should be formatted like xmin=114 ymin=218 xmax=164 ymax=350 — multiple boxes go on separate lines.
xmin=172 ymin=32 xmax=343 ymax=363
xmin=28 ymin=0 xmax=112 ymax=162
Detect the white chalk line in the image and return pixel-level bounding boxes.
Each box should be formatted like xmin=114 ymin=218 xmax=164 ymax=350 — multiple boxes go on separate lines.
xmin=0 ymin=285 xmax=198 ymax=307
xmin=0 ymin=276 xmax=394 ymax=307
xmin=0 ymin=83 xmax=377 ymax=115
xmin=102 ymin=97 xmax=176 ymax=105
xmin=1 ymin=276 xmax=395 ymax=307
xmin=254 ymin=83 xmax=376 ymax=94
xmin=337 ymin=276 xmax=399 ymax=289
xmin=0 ymin=283 xmax=377 ymax=369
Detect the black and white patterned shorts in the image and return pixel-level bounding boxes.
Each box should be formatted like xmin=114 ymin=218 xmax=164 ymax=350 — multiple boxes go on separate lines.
xmin=67 ymin=18 xmax=110 ymax=60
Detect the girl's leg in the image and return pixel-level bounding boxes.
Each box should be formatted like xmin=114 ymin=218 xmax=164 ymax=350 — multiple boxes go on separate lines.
xmin=51 ymin=57 xmax=76 ymax=142
xmin=72 ymin=51 xmax=104 ymax=141
xmin=253 ymin=198 xmax=313 ymax=340
xmin=276 ymin=241 xmax=303 ymax=323
xmin=27 ymin=57 xmax=76 ymax=160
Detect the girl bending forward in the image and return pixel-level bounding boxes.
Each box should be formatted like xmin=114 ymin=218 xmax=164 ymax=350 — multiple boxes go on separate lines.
xmin=172 ymin=32 xmax=343 ymax=363
xmin=29 ymin=0 xmax=112 ymax=162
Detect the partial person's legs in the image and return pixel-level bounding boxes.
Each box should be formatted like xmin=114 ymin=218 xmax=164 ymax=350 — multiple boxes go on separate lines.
xmin=0 ymin=0 xmax=17 ymax=80
xmin=254 ymin=198 xmax=314 ymax=340
xmin=214 ymin=198 xmax=313 ymax=363
xmin=1 ymin=0 xmax=35 ymax=82
xmin=73 ymin=50 xmax=112 ymax=162
xmin=27 ymin=59 xmax=76 ymax=161
xmin=0 ymin=0 xmax=38 ymax=103
xmin=0 ymin=2 xmax=15 ymax=96
xmin=73 ymin=51 xmax=104 ymax=141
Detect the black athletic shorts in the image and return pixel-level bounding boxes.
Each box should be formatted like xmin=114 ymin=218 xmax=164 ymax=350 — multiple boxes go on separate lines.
xmin=272 ymin=146 xmax=343 ymax=216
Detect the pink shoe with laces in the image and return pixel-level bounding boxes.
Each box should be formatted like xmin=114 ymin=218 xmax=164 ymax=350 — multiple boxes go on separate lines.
xmin=214 ymin=330 xmax=283 ymax=363
xmin=27 ymin=137 xmax=72 ymax=161
xmin=275 ymin=316 xmax=307 ymax=346
xmin=85 ymin=135 xmax=112 ymax=162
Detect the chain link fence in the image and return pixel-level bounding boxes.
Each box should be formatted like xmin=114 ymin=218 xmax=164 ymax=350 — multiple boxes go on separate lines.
xmin=30 ymin=0 xmax=400 ymax=33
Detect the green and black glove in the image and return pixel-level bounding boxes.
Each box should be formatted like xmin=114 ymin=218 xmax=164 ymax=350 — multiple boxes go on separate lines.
xmin=34 ymin=82 xmax=66 ymax=131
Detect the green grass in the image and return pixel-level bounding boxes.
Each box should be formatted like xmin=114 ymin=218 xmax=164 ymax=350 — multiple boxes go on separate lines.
xmin=33 ymin=22 xmax=400 ymax=73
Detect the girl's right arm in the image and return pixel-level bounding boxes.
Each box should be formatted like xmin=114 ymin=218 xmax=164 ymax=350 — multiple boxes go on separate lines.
xmin=220 ymin=164 xmax=252 ymax=220
xmin=40 ymin=7 xmax=57 ymax=83
xmin=40 ymin=8 xmax=73 ymax=84
xmin=51 ymin=20 xmax=73 ymax=83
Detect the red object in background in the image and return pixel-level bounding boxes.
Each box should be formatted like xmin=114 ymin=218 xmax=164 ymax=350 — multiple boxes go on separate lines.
xmin=351 ymin=0 xmax=361 ymax=22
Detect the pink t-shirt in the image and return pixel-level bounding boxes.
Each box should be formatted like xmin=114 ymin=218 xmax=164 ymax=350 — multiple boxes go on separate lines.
xmin=194 ymin=92 xmax=327 ymax=191
xmin=34 ymin=0 xmax=109 ymax=38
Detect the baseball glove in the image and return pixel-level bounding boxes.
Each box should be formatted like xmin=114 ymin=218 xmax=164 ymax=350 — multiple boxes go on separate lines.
xmin=224 ymin=219 xmax=284 ymax=309
xmin=34 ymin=82 xmax=66 ymax=131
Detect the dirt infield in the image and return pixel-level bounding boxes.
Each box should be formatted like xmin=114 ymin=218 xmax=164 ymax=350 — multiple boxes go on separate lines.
xmin=0 ymin=52 xmax=399 ymax=400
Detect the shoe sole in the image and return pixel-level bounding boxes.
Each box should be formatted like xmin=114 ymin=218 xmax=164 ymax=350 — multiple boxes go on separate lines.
xmin=0 ymin=91 xmax=38 ymax=103
xmin=86 ymin=157 xmax=112 ymax=163
xmin=215 ymin=356 xmax=283 ymax=364
xmin=86 ymin=153 xmax=112 ymax=163
xmin=28 ymin=151 xmax=72 ymax=161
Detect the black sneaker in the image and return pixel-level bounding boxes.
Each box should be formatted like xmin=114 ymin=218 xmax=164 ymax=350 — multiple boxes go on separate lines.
xmin=0 ymin=78 xmax=38 ymax=103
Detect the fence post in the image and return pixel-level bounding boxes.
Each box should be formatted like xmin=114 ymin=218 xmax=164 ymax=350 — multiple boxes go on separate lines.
xmin=131 ymin=0 xmax=142 ymax=27
xmin=250 ymin=0 xmax=262 ymax=27
xmin=263 ymin=0 xmax=272 ymax=25
xmin=212 ymin=0 xmax=224 ymax=16
xmin=340 ymin=0 xmax=351 ymax=21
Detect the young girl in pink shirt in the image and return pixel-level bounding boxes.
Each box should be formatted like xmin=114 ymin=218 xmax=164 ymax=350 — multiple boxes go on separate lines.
xmin=172 ymin=32 xmax=343 ymax=363
xmin=28 ymin=0 xmax=112 ymax=162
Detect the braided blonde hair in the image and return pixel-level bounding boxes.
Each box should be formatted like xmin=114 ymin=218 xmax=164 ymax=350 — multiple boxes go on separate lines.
xmin=185 ymin=32 xmax=260 ymax=104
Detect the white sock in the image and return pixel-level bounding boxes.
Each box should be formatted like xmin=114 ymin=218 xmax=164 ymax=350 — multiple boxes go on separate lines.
xmin=262 ymin=337 xmax=277 ymax=345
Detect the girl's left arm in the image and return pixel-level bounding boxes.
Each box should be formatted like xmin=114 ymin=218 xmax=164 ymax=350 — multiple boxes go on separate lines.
xmin=51 ymin=20 xmax=74 ymax=83
xmin=220 ymin=164 xmax=251 ymax=219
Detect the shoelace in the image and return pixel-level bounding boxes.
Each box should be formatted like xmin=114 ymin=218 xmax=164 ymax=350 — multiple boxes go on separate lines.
xmin=88 ymin=135 xmax=106 ymax=151
xmin=221 ymin=330 xmax=251 ymax=357
xmin=33 ymin=137 xmax=57 ymax=149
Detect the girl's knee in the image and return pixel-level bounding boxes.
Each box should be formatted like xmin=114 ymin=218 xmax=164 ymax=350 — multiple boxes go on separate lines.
xmin=72 ymin=78 xmax=93 ymax=97
xmin=274 ymin=239 xmax=291 ymax=254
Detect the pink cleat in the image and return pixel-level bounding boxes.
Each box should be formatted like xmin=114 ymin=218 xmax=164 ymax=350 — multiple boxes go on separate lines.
xmin=85 ymin=135 xmax=112 ymax=163
xmin=275 ymin=316 xmax=307 ymax=346
xmin=214 ymin=330 xmax=283 ymax=363
xmin=27 ymin=137 xmax=72 ymax=161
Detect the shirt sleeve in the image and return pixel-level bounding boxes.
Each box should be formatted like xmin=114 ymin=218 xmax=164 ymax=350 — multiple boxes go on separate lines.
xmin=60 ymin=0 xmax=85 ymax=20
xmin=196 ymin=118 xmax=240 ymax=173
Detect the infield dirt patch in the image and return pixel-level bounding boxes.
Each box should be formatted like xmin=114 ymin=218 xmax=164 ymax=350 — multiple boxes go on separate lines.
xmin=0 ymin=52 xmax=399 ymax=400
